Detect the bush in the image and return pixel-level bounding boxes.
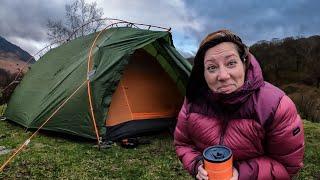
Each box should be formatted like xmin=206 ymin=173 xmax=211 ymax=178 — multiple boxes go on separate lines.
xmin=284 ymin=85 xmax=299 ymax=94
xmin=301 ymin=77 xmax=314 ymax=86
xmin=0 ymin=68 xmax=24 ymax=105
xmin=296 ymin=95 xmax=320 ymax=123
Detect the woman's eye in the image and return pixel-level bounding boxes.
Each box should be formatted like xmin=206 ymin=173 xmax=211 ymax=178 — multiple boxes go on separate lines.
xmin=207 ymin=66 xmax=217 ymax=72
xmin=227 ymin=60 xmax=237 ymax=67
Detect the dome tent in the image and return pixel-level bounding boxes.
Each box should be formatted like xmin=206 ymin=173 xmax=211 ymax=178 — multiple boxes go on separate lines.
xmin=5 ymin=26 xmax=191 ymax=141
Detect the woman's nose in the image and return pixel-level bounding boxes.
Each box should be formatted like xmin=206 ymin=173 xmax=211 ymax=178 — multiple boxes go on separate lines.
xmin=217 ymin=67 xmax=230 ymax=81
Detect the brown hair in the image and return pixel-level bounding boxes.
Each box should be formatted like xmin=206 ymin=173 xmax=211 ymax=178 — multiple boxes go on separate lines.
xmin=199 ymin=29 xmax=249 ymax=62
xmin=186 ymin=29 xmax=249 ymax=103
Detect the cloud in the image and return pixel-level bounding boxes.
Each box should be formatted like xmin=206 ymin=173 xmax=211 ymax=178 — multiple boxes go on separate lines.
xmin=0 ymin=0 xmax=68 ymax=40
xmin=8 ymin=36 xmax=47 ymax=58
xmin=0 ymin=0 xmax=319 ymax=57
xmin=1 ymin=0 xmax=203 ymax=56
xmin=0 ymin=0 xmax=68 ymax=54
xmin=95 ymin=0 xmax=202 ymax=31
xmin=94 ymin=0 xmax=206 ymax=56
xmin=183 ymin=0 xmax=320 ymax=46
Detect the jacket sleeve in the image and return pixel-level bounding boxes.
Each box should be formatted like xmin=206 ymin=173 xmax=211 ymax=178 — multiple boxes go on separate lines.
xmin=174 ymin=99 xmax=202 ymax=176
xmin=235 ymin=95 xmax=305 ymax=179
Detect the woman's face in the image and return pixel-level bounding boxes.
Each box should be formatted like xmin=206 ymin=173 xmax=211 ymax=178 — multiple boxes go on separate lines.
xmin=204 ymin=42 xmax=245 ymax=94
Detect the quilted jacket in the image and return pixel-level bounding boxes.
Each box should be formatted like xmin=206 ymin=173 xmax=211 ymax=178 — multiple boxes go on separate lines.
xmin=174 ymin=54 xmax=304 ymax=179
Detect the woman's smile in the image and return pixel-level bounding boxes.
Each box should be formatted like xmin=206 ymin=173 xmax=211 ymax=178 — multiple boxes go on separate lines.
xmin=217 ymin=84 xmax=236 ymax=93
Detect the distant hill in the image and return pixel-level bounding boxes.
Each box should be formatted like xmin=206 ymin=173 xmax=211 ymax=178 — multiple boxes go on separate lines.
xmin=0 ymin=36 xmax=35 ymax=104
xmin=250 ymin=35 xmax=320 ymax=123
xmin=0 ymin=35 xmax=35 ymax=63
xmin=250 ymin=35 xmax=320 ymax=87
xmin=0 ymin=35 xmax=35 ymax=74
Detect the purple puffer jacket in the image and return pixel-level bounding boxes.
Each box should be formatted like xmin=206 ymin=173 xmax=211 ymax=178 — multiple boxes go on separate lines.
xmin=174 ymin=54 xmax=304 ymax=179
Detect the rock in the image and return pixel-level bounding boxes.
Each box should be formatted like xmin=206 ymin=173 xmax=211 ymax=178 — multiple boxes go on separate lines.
xmin=0 ymin=146 xmax=12 ymax=155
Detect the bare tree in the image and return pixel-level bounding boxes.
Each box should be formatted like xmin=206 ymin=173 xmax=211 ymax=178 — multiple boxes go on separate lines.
xmin=47 ymin=0 xmax=104 ymax=43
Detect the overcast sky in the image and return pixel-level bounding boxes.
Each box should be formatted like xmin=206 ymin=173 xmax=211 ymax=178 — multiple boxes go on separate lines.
xmin=0 ymin=0 xmax=319 ymax=57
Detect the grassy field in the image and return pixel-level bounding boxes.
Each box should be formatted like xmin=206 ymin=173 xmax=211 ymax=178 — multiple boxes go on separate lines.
xmin=294 ymin=120 xmax=320 ymax=179
xmin=0 ymin=124 xmax=190 ymax=179
xmin=0 ymin=105 xmax=319 ymax=179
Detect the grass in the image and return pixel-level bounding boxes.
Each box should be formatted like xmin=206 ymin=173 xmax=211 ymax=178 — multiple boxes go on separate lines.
xmin=0 ymin=104 xmax=6 ymax=116
xmin=294 ymin=120 xmax=320 ymax=179
xmin=0 ymin=122 xmax=190 ymax=179
xmin=0 ymin=104 xmax=319 ymax=179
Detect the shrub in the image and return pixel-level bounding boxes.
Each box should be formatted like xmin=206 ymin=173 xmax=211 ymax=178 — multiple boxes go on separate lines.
xmin=0 ymin=69 xmax=24 ymax=105
xmin=284 ymin=85 xmax=299 ymax=94
xmin=296 ymin=95 xmax=320 ymax=123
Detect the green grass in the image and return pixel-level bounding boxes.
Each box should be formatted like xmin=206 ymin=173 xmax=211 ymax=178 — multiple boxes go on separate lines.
xmin=293 ymin=120 xmax=320 ymax=179
xmin=0 ymin=107 xmax=319 ymax=179
xmin=0 ymin=121 xmax=191 ymax=179
xmin=0 ymin=104 xmax=6 ymax=116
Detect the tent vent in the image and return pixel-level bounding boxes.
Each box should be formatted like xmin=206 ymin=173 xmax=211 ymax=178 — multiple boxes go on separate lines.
xmin=87 ymin=69 xmax=96 ymax=80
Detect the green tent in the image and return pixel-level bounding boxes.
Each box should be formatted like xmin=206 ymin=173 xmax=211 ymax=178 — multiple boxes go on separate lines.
xmin=5 ymin=27 xmax=191 ymax=140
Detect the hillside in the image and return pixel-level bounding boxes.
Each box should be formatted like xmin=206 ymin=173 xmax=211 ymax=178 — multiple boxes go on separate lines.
xmin=0 ymin=36 xmax=35 ymax=63
xmin=250 ymin=35 xmax=320 ymax=123
xmin=0 ymin=36 xmax=34 ymax=74
xmin=0 ymin=53 xmax=30 ymax=74
xmin=0 ymin=36 xmax=34 ymax=104
xmin=250 ymin=35 xmax=320 ymax=87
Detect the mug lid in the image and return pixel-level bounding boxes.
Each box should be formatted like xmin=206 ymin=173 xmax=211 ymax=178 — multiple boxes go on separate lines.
xmin=203 ymin=145 xmax=232 ymax=163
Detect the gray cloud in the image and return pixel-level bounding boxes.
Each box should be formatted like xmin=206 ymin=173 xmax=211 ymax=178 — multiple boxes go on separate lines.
xmin=0 ymin=0 xmax=67 ymax=40
xmin=184 ymin=0 xmax=320 ymax=46
xmin=0 ymin=0 xmax=67 ymax=54
xmin=95 ymin=0 xmax=204 ymax=56
xmin=0 ymin=0 xmax=319 ymax=57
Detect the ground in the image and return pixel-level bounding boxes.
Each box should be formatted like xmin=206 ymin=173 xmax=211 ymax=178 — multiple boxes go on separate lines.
xmin=0 ymin=105 xmax=319 ymax=179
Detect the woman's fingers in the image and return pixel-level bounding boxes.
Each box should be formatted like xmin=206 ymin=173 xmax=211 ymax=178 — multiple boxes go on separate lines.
xmin=197 ymin=165 xmax=238 ymax=180
xmin=230 ymin=167 xmax=239 ymax=180
xmin=196 ymin=164 xmax=208 ymax=180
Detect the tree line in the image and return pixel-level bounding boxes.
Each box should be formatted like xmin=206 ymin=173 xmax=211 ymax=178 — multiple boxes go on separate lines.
xmin=250 ymin=35 xmax=320 ymax=88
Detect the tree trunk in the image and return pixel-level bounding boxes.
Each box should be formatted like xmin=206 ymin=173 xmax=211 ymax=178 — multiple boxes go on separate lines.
xmin=296 ymin=60 xmax=300 ymax=72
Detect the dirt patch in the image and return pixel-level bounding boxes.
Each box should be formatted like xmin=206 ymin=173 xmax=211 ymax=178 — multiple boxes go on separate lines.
xmin=0 ymin=59 xmax=29 ymax=74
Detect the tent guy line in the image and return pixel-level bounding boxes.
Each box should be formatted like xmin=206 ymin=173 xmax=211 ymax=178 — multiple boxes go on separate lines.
xmin=2 ymin=21 xmax=191 ymax=171
xmin=0 ymin=80 xmax=88 ymax=172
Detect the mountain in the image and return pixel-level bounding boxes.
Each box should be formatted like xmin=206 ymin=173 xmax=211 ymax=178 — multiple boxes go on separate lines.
xmin=0 ymin=36 xmax=36 ymax=104
xmin=0 ymin=35 xmax=35 ymax=63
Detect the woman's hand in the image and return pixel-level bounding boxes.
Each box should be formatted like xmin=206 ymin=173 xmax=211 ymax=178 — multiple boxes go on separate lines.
xmin=196 ymin=164 xmax=208 ymax=180
xmin=196 ymin=165 xmax=239 ymax=180
xmin=230 ymin=167 xmax=239 ymax=180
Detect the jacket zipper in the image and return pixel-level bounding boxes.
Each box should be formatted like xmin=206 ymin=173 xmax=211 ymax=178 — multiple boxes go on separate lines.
xmin=219 ymin=129 xmax=225 ymax=145
xmin=219 ymin=133 xmax=224 ymax=145
xmin=219 ymin=115 xmax=229 ymax=145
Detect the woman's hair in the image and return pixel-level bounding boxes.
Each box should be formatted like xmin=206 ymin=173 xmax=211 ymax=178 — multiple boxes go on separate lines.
xmin=186 ymin=29 xmax=249 ymax=103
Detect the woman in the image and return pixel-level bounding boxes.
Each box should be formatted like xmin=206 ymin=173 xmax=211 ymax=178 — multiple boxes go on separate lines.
xmin=174 ymin=30 xmax=304 ymax=180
